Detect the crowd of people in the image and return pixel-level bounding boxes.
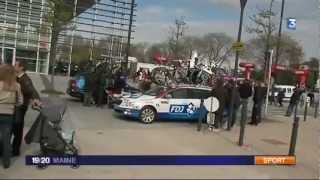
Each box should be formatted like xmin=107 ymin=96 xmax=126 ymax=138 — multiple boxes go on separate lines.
xmin=135 ymin=68 xmax=152 ymax=91
xmin=0 ymin=60 xmax=41 ymax=168
xmin=209 ymin=78 xmax=268 ymax=131
xmin=82 ymin=64 xmax=127 ymax=107
xmin=135 ymin=68 xmax=151 ymax=82
xmin=209 ymin=77 xmax=320 ymax=132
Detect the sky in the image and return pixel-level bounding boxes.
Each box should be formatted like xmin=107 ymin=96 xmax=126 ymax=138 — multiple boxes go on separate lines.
xmin=133 ymin=0 xmax=320 ymax=60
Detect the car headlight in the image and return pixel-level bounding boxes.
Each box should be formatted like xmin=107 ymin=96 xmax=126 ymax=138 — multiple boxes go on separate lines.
xmin=128 ymin=102 xmax=142 ymax=109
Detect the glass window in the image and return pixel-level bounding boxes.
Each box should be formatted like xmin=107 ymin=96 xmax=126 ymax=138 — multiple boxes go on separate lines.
xmin=144 ymin=86 xmax=164 ymax=96
xmin=170 ymin=89 xmax=188 ymax=99
xmin=190 ymin=89 xmax=212 ymax=99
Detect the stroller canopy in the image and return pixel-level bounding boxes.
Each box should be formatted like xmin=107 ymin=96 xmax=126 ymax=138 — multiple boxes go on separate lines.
xmin=24 ymin=103 xmax=67 ymax=145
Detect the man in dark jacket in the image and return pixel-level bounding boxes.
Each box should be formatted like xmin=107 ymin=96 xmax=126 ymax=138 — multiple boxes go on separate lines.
xmin=277 ymin=89 xmax=285 ymax=107
xmin=238 ymin=79 xmax=253 ymax=126
xmin=212 ymin=78 xmax=228 ymax=130
xmin=226 ymin=80 xmax=241 ymax=128
xmin=286 ymin=88 xmax=302 ymax=117
xmin=13 ymin=59 xmax=41 ymax=156
xmin=249 ymin=81 xmax=267 ymax=125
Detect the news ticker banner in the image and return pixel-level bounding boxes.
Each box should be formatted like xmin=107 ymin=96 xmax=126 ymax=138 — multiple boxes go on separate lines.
xmin=25 ymin=155 xmax=296 ymax=166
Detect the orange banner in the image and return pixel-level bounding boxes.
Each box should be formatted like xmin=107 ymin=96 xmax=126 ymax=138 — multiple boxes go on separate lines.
xmin=255 ymin=156 xmax=296 ymax=165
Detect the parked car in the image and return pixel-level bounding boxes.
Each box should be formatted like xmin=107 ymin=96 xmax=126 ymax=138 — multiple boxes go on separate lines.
xmin=270 ymin=85 xmax=295 ymax=101
xmin=67 ymin=72 xmax=88 ymax=101
xmin=114 ymin=85 xmax=219 ymax=124
xmin=106 ymin=85 xmax=141 ymax=108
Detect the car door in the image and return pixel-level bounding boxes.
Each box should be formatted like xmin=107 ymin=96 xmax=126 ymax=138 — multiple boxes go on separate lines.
xmin=165 ymin=88 xmax=194 ymax=120
xmin=188 ymin=88 xmax=212 ymax=118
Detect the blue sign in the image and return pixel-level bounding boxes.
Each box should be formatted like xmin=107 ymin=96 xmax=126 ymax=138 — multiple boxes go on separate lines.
xmin=287 ymin=18 xmax=296 ymax=30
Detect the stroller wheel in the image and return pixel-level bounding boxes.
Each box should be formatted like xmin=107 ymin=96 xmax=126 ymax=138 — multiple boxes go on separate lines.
xmin=36 ymin=164 xmax=48 ymax=170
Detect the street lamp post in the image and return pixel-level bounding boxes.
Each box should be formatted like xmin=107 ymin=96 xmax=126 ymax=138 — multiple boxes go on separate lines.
xmin=228 ymin=0 xmax=247 ymax=133
xmin=124 ymin=0 xmax=135 ymax=74
xmin=274 ymin=0 xmax=285 ymax=83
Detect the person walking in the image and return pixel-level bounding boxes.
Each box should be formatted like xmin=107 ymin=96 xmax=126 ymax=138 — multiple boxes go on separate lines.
xmin=285 ymin=88 xmax=302 ymax=117
xmin=313 ymin=89 xmax=320 ymax=118
xmin=269 ymin=88 xmax=276 ymax=105
xmin=277 ymin=89 xmax=285 ymax=107
xmin=211 ymin=79 xmax=227 ymax=131
xmin=96 ymin=71 xmax=107 ymax=107
xmin=0 ymin=65 xmax=23 ymax=168
xmin=238 ymin=79 xmax=253 ymax=126
xmin=249 ymin=81 xmax=267 ymax=125
xmin=13 ymin=59 xmax=41 ymax=156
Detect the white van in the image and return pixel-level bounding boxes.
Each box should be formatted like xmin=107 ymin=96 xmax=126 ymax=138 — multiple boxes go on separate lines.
xmin=273 ymin=85 xmax=295 ymax=101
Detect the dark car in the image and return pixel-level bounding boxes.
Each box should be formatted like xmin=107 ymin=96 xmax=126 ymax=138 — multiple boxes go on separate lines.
xmin=67 ymin=72 xmax=88 ymax=101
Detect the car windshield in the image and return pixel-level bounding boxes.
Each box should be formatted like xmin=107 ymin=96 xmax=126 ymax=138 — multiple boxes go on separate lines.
xmin=144 ymin=86 xmax=165 ymax=96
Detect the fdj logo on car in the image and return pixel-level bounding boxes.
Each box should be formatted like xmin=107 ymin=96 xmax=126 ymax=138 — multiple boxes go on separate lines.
xmin=170 ymin=103 xmax=197 ymax=116
xmin=170 ymin=105 xmax=185 ymax=113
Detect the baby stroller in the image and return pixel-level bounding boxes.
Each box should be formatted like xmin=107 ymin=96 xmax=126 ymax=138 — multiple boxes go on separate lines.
xmin=24 ymin=102 xmax=78 ymax=168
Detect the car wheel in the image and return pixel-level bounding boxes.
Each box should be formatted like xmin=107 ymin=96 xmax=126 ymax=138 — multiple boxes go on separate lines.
xmin=140 ymin=107 xmax=156 ymax=124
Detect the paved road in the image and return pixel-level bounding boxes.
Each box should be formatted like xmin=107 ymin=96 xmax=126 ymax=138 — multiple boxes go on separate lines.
xmin=1 ymin=74 xmax=319 ymax=179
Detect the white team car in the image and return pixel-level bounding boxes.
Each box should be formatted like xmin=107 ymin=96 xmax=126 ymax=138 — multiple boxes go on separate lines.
xmin=114 ymin=85 xmax=219 ymax=124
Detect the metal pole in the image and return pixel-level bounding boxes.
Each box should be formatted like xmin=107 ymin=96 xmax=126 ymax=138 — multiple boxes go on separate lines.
xmin=36 ymin=0 xmax=44 ymax=73
xmin=228 ymin=0 xmax=247 ymax=131
xmin=289 ymin=104 xmax=300 ymax=156
xmin=239 ymin=98 xmax=248 ymax=146
xmin=1 ymin=0 xmax=8 ymax=63
xmin=303 ymin=97 xmax=309 ymax=121
xmin=197 ymin=99 xmax=204 ymax=131
xmin=315 ymin=96 xmax=319 ymax=119
xmin=68 ymin=0 xmax=78 ymax=77
xmin=89 ymin=1 xmax=97 ymax=62
xmin=265 ymin=50 xmax=274 ymax=115
xmin=26 ymin=0 xmax=32 ymax=48
xmin=274 ymin=0 xmax=285 ymax=67
xmin=13 ymin=0 xmax=20 ymax=66
xmin=124 ymin=0 xmax=135 ymax=74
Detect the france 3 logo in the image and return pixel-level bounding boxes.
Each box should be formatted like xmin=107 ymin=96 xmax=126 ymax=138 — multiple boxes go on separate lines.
xmin=287 ymin=18 xmax=296 ymax=30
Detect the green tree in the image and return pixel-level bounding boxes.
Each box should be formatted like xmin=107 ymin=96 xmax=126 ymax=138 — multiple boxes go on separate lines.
xmin=303 ymin=57 xmax=319 ymax=89
xmin=277 ymin=70 xmax=296 ymax=85
xmin=244 ymin=34 xmax=304 ymax=66
xmin=45 ymin=0 xmax=73 ymax=89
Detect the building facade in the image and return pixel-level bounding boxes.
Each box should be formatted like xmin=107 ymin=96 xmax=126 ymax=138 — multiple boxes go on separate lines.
xmin=0 ymin=0 xmax=134 ymax=74
xmin=0 ymin=0 xmax=51 ymax=73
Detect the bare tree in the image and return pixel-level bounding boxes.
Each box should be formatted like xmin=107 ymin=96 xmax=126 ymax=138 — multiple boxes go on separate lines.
xmin=198 ymin=33 xmax=234 ymax=68
xmin=244 ymin=34 xmax=304 ymax=66
xmin=168 ymin=17 xmax=187 ymax=59
xmin=130 ymin=42 xmax=149 ymax=62
xmin=181 ymin=36 xmax=203 ymax=59
xmin=247 ymin=0 xmax=277 ymax=71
